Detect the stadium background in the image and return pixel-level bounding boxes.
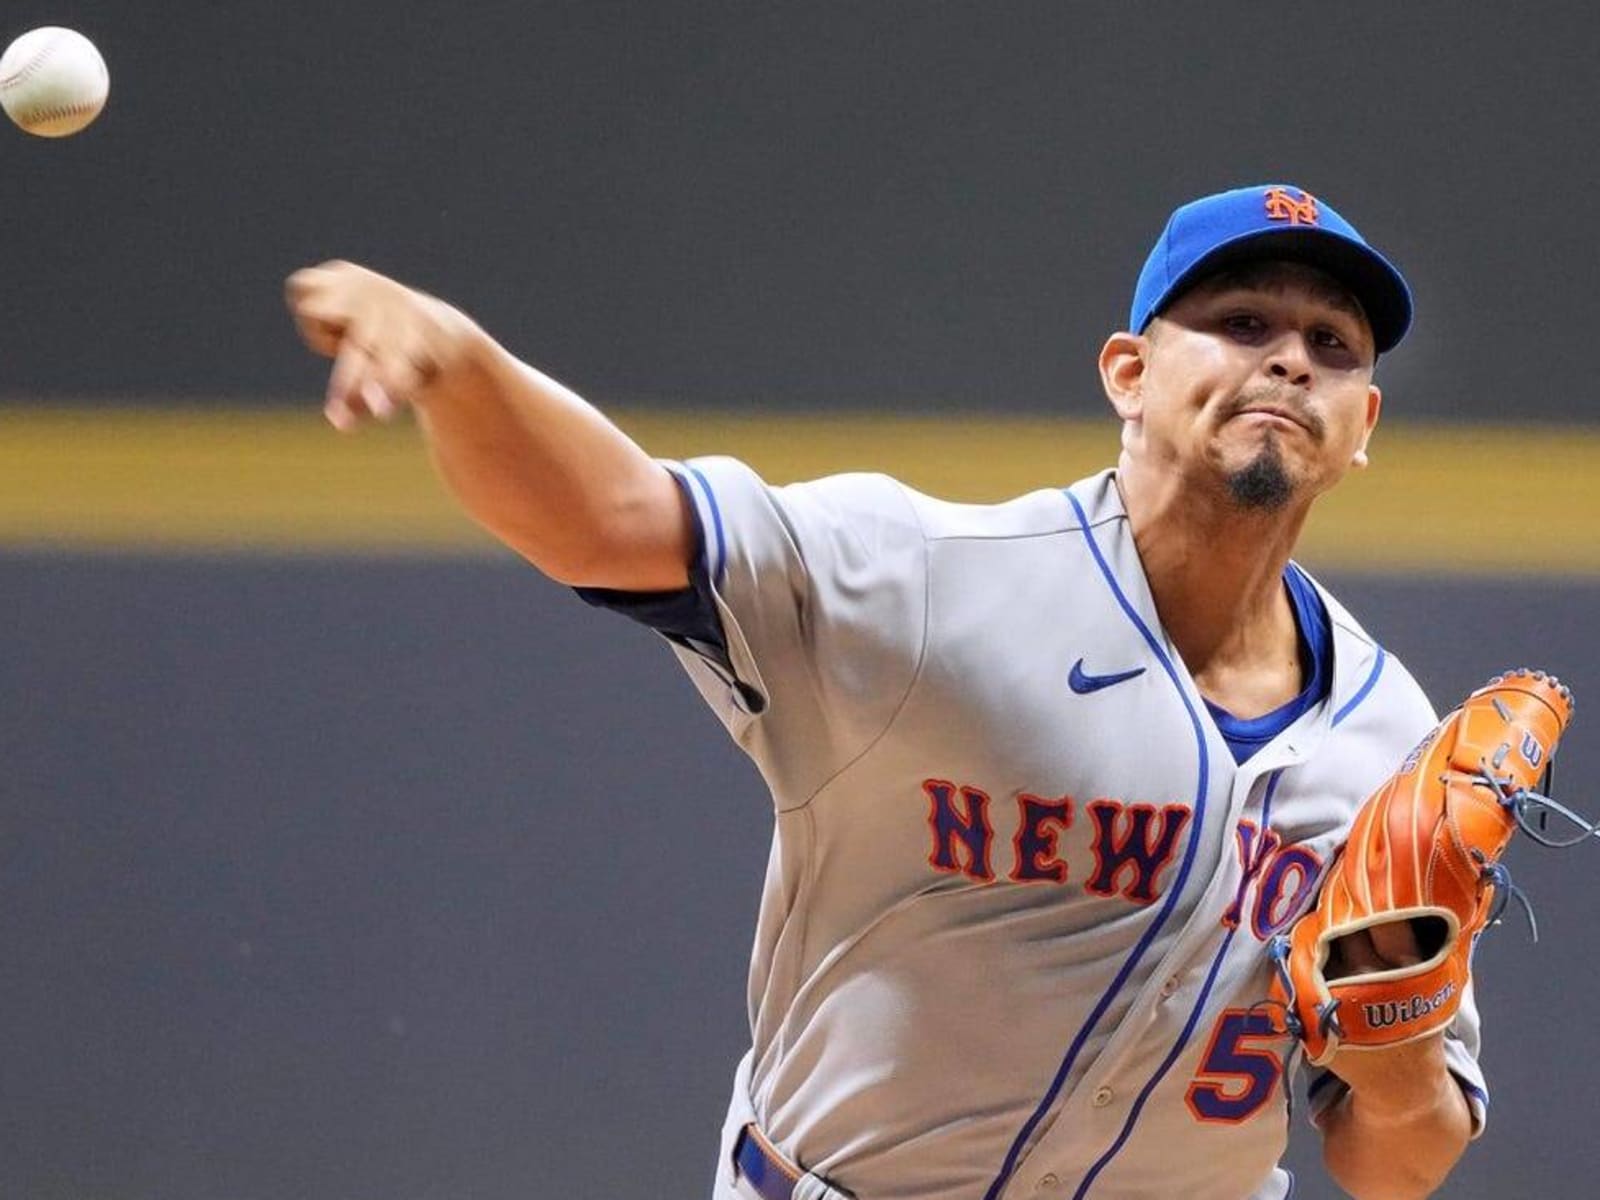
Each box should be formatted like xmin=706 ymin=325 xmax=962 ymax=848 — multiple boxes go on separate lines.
xmin=4 ymin=3 xmax=1598 ymax=1198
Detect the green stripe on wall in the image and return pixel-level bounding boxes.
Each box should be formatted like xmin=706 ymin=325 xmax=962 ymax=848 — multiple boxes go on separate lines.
xmin=1 ymin=408 xmax=1595 ymax=574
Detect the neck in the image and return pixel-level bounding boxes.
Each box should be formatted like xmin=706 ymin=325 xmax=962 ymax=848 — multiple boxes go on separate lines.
xmin=1116 ymin=456 xmax=1309 ymax=714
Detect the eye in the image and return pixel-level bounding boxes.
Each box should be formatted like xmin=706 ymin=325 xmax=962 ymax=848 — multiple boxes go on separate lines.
xmin=1222 ymin=313 xmax=1266 ymax=338
xmin=1312 ymin=325 xmax=1370 ymax=367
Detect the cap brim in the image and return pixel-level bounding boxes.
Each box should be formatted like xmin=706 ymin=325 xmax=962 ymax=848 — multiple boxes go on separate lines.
xmin=1158 ymin=227 xmax=1413 ymax=355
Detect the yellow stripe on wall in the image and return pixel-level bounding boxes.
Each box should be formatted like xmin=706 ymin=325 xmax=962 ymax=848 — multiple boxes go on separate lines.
xmin=0 ymin=407 xmax=1595 ymax=575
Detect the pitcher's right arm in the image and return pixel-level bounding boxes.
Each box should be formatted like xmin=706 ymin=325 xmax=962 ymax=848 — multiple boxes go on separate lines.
xmin=285 ymin=260 xmax=691 ymax=592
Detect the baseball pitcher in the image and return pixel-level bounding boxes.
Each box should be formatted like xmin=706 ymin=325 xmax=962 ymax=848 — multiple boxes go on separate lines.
xmin=286 ymin=184 xmax=1581 ymax=1200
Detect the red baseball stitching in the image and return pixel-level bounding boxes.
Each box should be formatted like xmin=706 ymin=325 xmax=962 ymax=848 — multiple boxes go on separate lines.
xmin=15 ymin=101 xmax=101 ymax=127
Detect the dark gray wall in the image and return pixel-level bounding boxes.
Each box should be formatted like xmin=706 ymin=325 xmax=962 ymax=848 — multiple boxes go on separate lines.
xmin=3 ymin=1 xmax=1597 ymax=419
xmin=3 ymin=554 xmax=1597 ymax=1199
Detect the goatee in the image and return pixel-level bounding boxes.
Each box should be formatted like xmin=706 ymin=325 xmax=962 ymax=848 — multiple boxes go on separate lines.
xmin=1225 ymin=443 xmax=1294 ymax=512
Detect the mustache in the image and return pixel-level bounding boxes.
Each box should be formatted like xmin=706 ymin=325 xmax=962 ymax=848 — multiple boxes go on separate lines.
xmin=1226 ymin=388 xmax=1326 ymax=441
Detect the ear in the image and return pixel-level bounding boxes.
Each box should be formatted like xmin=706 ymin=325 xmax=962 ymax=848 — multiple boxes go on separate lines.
xmin=1350 ymin=385 xmax=1382 ymax=469
xmin=1099 ymin=331 xmax=1150 ymax=421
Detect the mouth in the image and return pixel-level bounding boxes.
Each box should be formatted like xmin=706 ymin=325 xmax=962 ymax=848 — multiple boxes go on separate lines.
xmin=1229 ymin=404 xmax=1318 ymax=438
xmin=1235 ymin=408 xmax=1303 ymax=429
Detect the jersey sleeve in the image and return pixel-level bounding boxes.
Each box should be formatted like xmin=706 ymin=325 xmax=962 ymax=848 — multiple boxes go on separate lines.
xmin=1304 ymin=980 xmax=1489 ymax=1137
xmin=574 ymin=467 xmax=735 ymax=681
xmin=610 ymin=456 xmax=930 ymax=808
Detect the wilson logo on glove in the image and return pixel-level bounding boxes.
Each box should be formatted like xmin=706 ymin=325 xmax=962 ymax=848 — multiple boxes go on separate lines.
xmin=1266 ymin=669 xmax=1589 ymax=1065
xmin=1362 ymin=982 xmax=1457 ymax=1030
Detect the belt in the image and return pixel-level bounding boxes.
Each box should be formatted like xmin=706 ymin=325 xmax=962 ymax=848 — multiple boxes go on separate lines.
xmin=733 ymin=1123 xmax=802 ymax=1200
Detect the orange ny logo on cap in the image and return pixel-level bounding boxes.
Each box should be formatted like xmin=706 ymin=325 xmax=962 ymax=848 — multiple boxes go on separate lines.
xmin=1264 ymin=187 xmax=1319 ymax=225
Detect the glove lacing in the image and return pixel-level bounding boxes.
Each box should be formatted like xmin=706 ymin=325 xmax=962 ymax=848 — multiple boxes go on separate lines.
xmin=1262 ymin=934 xmax=1342 ymax=1043
xmin=1472 ymin=757 xmax=1600 ymax=849
xmin=1465 ymin=755 xmax=1600 ymax=942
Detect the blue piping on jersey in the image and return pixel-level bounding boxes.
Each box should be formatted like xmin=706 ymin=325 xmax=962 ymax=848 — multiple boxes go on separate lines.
xmin=1070 ymin=771 xmax=1286 ymax=1199
xmin=1333 ymin=646 xmax=1385 ymax=727
xmin=981 ymin=492 xmax=1214 ymax=1200
xmin=1072 ymin=640 xmax=1390 ymax=1190
xmin=686 ymin=465 xmax=728 ymax=586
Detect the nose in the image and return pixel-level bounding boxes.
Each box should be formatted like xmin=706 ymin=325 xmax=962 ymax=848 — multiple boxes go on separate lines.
xmin=1265 ymin=333 xmax=1313 ymax=386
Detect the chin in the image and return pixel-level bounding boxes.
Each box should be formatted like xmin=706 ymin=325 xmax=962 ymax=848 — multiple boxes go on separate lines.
xmin=1223 ymin=447 xmax=1298 ymax=512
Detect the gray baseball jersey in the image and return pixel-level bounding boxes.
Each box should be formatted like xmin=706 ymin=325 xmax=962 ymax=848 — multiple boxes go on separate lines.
xmin=641 ymin=458 xmax=1488 ymax=1200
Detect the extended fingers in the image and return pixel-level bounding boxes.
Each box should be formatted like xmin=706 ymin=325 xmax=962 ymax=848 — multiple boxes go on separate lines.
xmin=325 ymin=338 xmax=378 ymax=432
xmin=324 ymin=328 xmax=426 ymax=431
xmin=287 ymin=261 xmax=457 ymax=430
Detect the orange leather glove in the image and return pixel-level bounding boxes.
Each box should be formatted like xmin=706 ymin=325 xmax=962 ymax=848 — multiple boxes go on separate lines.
xmin=1268 ymin=670 xmax=1576 ymax=1065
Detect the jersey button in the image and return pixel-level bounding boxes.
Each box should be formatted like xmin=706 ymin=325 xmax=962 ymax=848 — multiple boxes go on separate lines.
xmin=1160 ymin=975 xmax=1179 ymax=997
xmin=1037 ymin=1174 xmax=1060 ymax=1190
xmin=1092 ymin=1085 xmax=1115 ymax=1107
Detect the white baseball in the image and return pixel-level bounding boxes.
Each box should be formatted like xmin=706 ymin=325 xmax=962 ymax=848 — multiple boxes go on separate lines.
xmin=0 ymin=27 xmax=109 ymax=138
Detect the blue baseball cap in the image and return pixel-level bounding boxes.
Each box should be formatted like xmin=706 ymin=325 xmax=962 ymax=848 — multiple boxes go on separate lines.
xmin=1129 ymin=184 xmax=1413 ymax=354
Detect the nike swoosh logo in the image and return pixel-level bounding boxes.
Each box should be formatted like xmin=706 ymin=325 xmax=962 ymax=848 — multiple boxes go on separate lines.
xmin=1068 ymin=658 xmax=1147 ymax=694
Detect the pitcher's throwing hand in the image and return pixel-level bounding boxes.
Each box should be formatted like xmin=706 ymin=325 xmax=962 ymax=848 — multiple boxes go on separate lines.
xmin=286 ymin=261 xmax=487 ymax=431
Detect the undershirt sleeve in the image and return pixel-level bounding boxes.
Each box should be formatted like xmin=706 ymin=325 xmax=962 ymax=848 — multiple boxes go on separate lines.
xmin=572 ymin=467 xmax=736 ymax=678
